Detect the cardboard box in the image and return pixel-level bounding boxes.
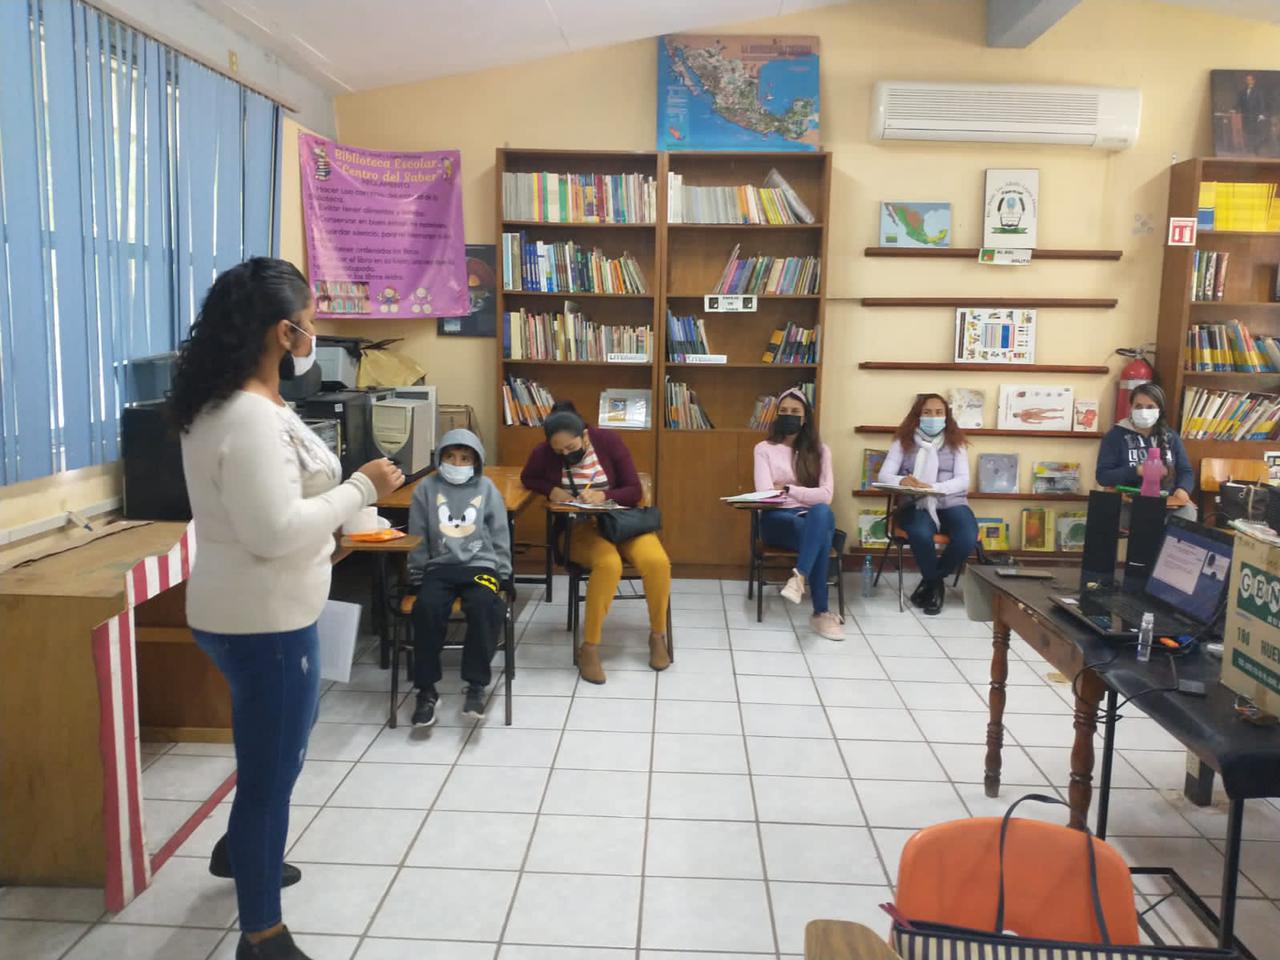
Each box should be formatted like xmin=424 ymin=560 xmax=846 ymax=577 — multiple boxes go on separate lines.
xmin=437 ymin=403 xmax=480 ymax=443
xmin=1223 ymin=527 xmax=1280 ymax=716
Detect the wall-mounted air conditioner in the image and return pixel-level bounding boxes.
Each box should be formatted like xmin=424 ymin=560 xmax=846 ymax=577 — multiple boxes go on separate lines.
xmin=870 ymin=81 xmax=1141 ymax=150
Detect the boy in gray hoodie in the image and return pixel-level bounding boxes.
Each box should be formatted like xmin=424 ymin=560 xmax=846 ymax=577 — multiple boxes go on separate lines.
xmin=407 ymin=428 xmax=512 ymax=726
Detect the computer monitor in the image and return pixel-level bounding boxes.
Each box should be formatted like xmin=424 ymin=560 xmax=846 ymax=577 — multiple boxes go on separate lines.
xmin=1144 ymin=516 xmax=1235 ymax=624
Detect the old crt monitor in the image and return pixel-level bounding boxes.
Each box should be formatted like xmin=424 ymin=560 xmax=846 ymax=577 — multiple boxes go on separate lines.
xmin=371 ymin=398 xmax=434 ymax=477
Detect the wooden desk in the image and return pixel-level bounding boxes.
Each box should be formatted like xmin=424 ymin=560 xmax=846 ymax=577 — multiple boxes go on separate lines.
xmin=804 ymin=920 xmax=900 ymax=960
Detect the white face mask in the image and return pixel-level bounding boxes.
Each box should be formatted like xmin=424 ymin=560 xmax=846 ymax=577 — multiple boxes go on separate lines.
xmin=438 ymin=462 xmax=474 ymax=485
xmin=282 ymin=320 xmax=316 ymax=378
xmin=1131 ymin=408 xmax=1159 ymax=429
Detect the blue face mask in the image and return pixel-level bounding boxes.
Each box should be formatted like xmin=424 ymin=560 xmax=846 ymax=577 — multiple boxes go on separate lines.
xmin=919 ymin=416 xmax=946 ymax=437
xmin=438 ymin=462 xmax=474 ymax=485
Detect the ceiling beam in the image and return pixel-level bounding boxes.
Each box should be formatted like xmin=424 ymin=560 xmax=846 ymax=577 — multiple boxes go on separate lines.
xmin=986 ymin=0 xmax=1081 ymax=47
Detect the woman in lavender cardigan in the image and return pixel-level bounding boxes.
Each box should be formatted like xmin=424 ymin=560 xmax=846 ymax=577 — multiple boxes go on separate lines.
xmin=877 ymin=393 xmax=977 ymax=615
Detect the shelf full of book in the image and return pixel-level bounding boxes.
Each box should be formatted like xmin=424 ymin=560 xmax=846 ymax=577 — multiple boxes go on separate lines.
xmin=1154 ymin=157 xmax=1280 ymax=473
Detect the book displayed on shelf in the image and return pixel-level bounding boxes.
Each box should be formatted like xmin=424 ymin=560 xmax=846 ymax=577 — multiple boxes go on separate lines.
xmin=748 ymin=382 xmax=816 ymax=430
xmin=501 ymin=171 xmax=657 ymax=224
xmin=1185 ymin=320 xmax=1277 ymax=372
xmin=858 ymin=509 xmax=889 ymax=547
xmin=1180 ymin=386 xmax=1280 ymax=440
xmin=664 ymin=380 xmax=714 ymax=430
xmin=600 ymin=389 xmax=652 ymax=430
xmin=954 ymin=308 xmax=1036 ymax=364
xmin=997 ymin=385 xmax=1074 ymax=431
xmin=879 ymin=202 xmax=951 ymax=248
xmin=977 ymin=453 xmax=1019 ymax=493
xmin=976 ymin=517 xmax=1010 ymax=552
xmin=1191 ymin=250 xmax=1230 ymax=301
xmin=860 ymin=449 xmax=888 ymax=489
xmin=502 ymin=375 xmax=555 ymax=426
xmin=665 ymin=311 xmax=724 ymax=362
xmin=713 ymin=243 xmax=821 ymax=295
xmin=1073 ymin=400 xmax=1099 ymax=432
xmin=761 ymin=321 xmax=820 ymax=364
xmin=1196 ymin=181 xmax=1280 ymax=232
xmin=1020 ymin=507 xmax=1054 ymax=551
xmin=948 ymin=388 xmax=985 ymax=429
xmin=983 ymin=169 xmax=1039 ymax=249
xmin=504 ymin=303 xmax=652 ymax=362
xmin=1031 ymin=461 xmax=1081 ymax=494
xmin=667 ymin=168 xmax=814 ymax=224
xmin=501 ymin=232 xmax=648 ymax=294
xmin=1056 ymin=512 xmax=1087 ymax=551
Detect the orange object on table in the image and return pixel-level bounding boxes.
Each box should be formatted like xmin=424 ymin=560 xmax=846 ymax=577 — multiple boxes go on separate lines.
xmin=346 ymin=528 xmax=407 ymax=543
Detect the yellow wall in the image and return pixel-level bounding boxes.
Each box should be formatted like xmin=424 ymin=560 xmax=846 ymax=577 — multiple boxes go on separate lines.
xmin=330 ymin=0 xmax=1280 ymax=542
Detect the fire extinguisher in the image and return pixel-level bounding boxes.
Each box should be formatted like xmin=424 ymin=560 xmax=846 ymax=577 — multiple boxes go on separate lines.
xmin=1114 ymin=347 xmax=1155 ymax=424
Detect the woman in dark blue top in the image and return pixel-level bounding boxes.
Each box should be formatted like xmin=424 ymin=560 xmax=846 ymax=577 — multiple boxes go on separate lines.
xmin=1095 ymin=382 xmax=1196 ymax=519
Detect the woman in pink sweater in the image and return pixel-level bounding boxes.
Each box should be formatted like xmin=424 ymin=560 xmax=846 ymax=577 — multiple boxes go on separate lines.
xmin=752 ymin=388 xmax=843 ymax=640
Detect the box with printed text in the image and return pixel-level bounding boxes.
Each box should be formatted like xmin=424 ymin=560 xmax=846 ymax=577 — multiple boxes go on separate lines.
xmin=1223 ymin=527 xmax=1280 ymax=717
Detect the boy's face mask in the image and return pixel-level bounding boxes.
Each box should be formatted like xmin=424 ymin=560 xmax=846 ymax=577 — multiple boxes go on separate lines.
xmin=439 ymin=462 xmax=474 ymax=484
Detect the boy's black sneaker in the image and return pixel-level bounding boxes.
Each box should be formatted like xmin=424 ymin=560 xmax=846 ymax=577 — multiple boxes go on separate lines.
xmin=412 ymin=687 xmax=438 ymax=727
xmin=462 ymin=684 xmax=486 ymax=719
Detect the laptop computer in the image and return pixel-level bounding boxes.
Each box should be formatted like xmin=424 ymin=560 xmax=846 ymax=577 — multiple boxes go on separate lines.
xmin=1050 ymin=516 xmax=1234 ymax=639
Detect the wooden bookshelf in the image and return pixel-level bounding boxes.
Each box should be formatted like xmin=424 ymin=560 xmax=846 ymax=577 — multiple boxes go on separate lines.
xmin=864 ymin=247 xmax=1122 ymax=261
xmin=851 ymin=490 xmax=1090 ymax=502
xmin=660 ymin=151 xmax=832 ymax=567
xmin=1153 ymin=157 xmax=1280 ymax=476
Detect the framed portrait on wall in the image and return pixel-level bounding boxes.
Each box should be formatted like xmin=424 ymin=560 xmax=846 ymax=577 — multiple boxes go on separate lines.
xmin=437 ymin=245 xmax=497 ymax=337
xmin=1212 ymin=70 xmax=1280 ymax=158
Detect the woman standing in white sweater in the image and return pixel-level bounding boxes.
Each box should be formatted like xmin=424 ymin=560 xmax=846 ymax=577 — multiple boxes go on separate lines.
xmin=170 ymin=259 xmax=401 ymax=960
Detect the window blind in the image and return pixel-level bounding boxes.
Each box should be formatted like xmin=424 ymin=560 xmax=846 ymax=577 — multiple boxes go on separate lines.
xmin=0 ymin=0 xmax=281 ymax=484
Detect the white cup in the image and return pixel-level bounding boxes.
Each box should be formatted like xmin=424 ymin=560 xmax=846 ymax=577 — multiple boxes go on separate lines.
xmin=343 ymin=506 xmax=385 ymax=535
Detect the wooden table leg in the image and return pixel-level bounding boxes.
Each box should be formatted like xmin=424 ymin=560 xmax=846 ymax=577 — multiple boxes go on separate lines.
xmin=984 ymin=619 xmax=1011 ymax=798
xmin=1068 ymin=668 xmax=1106 ymax=830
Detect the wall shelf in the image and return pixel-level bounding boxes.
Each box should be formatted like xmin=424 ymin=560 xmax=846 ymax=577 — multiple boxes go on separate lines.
xmin=857 ymin=361 xmax=1108 ymax=374
xmin=860 ymin=297 xmax=1118 ymax=309
xmin=669 ymin=223 xmax=823 ymax=231
xmin=503 ymin=290 xmax=653 ymax=300
xmin=856 ymin=425 xmax=1100 ymax=439
xmin=852 ymin=489 xmax=1090 ymax=502
xmin=864 ymin=246 xmax=1122 ymax=261
xmin=1189 ymin=301 xmax=1280 ymax=308
xmin=502 ymin=219 xmax=655 ymax=229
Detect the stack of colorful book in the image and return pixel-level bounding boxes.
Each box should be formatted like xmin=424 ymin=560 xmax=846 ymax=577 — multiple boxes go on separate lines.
xmin=1190 ymin=250 xmax=1230 ymax=300
xmin=501 ymin=171 xmax=656 ymax=223
xmin=1180 ymin=387 xmax=1280 ymax=440
xmin=667 ymin=169 xmax=815 ymax=224
xmin=502 ymin=375 xmax=555 ymax=426
xmin=761 ymin=322 xmax=820 ymax=364
xmin=1184 ymin=320 xmax=1279 ymax=372
xmin=1198 ymin=181 xmax=1280 ymax=232
xmin=503 ymin=305 xmax=651 ymax=362
xmin=713 ymin=244 xmax=821 ymax=296
xmin=664 ymin=380 xmax=715 ymax=430
xmin=748 ymin=382 xmax=816 ymax=430
xmin=666 ymin=312 xmax=714 ymax=362
xmin=501 ymin=233 xmax=648 ymax=294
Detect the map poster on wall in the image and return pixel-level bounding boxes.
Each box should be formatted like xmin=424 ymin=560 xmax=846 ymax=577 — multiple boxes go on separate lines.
xmin=298 ymin=133 xmax=469 ymax=319
xmin=438 ymin=245 xmax=498 ymax=338
xmin=657 ymin=35 xmax=819 ymax=151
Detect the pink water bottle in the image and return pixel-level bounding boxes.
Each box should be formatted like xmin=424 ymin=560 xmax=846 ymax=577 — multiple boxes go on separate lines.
xmin=1140 ymin=445 xmax=1166 ymax=497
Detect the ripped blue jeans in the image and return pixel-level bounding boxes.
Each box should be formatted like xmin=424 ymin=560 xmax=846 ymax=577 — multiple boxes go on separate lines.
xmin=194 ymin=624 xmax=320 ymax=933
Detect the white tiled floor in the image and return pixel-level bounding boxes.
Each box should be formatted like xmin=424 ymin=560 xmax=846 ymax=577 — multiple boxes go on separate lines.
xmin=8 ymin=575 xmax=1280 ymax=959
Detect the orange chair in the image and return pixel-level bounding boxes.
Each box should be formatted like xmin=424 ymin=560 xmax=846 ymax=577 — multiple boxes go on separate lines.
xmin=873 ymin=494 xmax=983 ymax=611
xmin=895 ymin=812 xmax=1140 ymax=945
xmin=1198 ymin=456 xmax=1271 ymax=521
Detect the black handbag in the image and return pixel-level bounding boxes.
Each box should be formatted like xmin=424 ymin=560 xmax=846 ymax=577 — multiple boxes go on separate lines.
xmin=1220 ymin=479 xmax=1273 ymax=524
xmin=566 ymin=473 xmax=662 ymax=545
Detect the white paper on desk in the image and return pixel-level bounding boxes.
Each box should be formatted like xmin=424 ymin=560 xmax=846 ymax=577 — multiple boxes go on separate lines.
xmin=563 ymin=500 xmax=624 ymax=511
xmin=317 ymin=600 xmax=361 ymax=683
xmin=871 ymin=480 xmax=943 ymax=496
xmin=721 ymin=490 xmax=787 ymax=503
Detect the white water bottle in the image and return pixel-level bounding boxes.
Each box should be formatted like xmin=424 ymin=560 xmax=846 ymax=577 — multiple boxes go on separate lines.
xmin=862 ymin=555 xmax=874 ymax=597
xmin=1137 ymin=612 xmax=1154 ymax=663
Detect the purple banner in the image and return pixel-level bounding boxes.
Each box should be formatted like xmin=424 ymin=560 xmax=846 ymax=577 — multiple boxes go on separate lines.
xmin=299 ymin=134 xmax=468 ymax=318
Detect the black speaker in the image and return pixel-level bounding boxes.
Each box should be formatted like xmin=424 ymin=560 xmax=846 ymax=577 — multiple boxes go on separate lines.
xmin=121 ymin=402 xmax=191 ymax=521
xmin=1081 ymin=490 xmax=1122 ymax=590
xmin=1124 ymin=495 xmax=1168 ymax=592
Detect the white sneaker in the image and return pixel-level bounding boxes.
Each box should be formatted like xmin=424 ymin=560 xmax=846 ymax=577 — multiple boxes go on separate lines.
xmin=780 ymin=570 xmax=806 ymax=604
xmin=810 ymin=611 xmax=846 ymax=641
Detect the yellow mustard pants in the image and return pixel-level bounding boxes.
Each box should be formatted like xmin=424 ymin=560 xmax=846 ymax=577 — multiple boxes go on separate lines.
xmin=568 ymin=523 xmax=671 ymax=646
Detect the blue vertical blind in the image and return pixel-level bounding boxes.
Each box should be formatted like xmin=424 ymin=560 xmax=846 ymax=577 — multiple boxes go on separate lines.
xmin=0 ymin=0 xmax=281 ymax=484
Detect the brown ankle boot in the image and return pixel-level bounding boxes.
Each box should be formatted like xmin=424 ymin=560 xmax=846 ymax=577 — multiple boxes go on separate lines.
xmin=577 ymin=642 xmax=606 ymax=684
xmin=649 ymin=632 xmax=671 ymax=671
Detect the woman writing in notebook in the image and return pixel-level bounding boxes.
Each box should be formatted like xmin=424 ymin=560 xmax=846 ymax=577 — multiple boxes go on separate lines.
xmin=752 ymin=388 xmax=844 ymax=640
xmin=877 ymin=393 xmax=977 ymax=616
xmin=1096 ymin=382 xmax=1196 ymax=519
xmin=521 ymin=401 xmax=672 ymax=684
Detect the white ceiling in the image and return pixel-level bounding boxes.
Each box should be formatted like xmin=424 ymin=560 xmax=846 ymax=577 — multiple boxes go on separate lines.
xmin=195 ymin=0 xmax=1280 ymax=96
xmin=193 ymin=0 xmax=852 ymax=93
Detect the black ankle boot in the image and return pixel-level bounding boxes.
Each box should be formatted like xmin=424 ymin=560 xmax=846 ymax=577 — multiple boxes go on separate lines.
xmin=211 ymin=835 xmax=302 ymax=888
xmin=909 ymin=579 xmax=930 ymax=607
xmin=236 ymin=926 xmax=311 ymax=960
xmin=921 ymin=578 xmax=946 ymax=616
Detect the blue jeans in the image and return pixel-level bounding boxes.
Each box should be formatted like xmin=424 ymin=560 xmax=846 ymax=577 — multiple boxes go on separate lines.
xmin=897 ymin=504 xmax=979 ymax=582
xmin=194 ymin=625 xmax=320 ymax=934
xmin=760 ymin=504 xmax=834 ymax=613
